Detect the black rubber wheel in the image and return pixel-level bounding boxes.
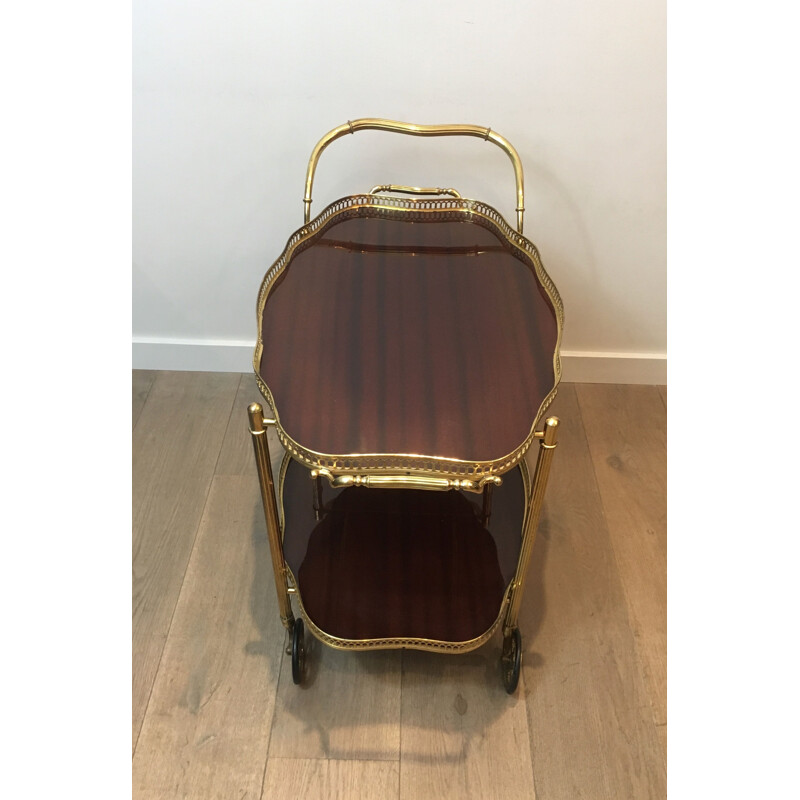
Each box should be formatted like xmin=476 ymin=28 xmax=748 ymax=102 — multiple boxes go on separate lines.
xmin=501 ymin=628 xmax=522 ymax=694
xmin=291 ymin=619 xmax=306 ymax=685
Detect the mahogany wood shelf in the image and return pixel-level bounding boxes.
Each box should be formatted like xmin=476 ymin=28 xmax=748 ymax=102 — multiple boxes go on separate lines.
xmin=256 ymin=202 xmax=561 ymax=477
xmin=280 ymin=456 xmax=526 ymax=644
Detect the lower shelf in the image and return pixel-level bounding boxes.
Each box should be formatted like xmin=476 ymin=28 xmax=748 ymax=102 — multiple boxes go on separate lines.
xmin=280 ymin=457 xmax=527 ymax=646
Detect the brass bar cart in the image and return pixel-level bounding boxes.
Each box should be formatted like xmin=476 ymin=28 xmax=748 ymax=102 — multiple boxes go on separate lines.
xmin=248 ymin=120 xmax=563 ymax=693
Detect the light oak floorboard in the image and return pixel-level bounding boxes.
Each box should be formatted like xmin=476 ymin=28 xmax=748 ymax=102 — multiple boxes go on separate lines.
xmin=268 ymin=642 xmax=402 ymax=761
xmin=133 ymin=475 xmax=286 ymax=799
xmin=133 ymin=371 xmax=240 ymax=749
xmin=657 ymin=385 xmax=666 ymax=410
xmin=399 ymin=644 xmax=535 ymax=800
xmin=216 ymin=373 xmax=284 ymax=478
xmin=261 ymin=758 xmax=400 ymax=800
xmin=133 ymin=369 xmax=158 ymax=430
xmin=576 ymin=384 xmax=667 ymax=757
xmin=521 ymin=384 xmax=666 ymax=799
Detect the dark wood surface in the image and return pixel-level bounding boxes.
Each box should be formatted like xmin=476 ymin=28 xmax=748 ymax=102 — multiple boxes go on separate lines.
xmin=260 ymin=213 xmax=558 ymax=464
xmin=281 ymin=457 xmax=525 ymax=643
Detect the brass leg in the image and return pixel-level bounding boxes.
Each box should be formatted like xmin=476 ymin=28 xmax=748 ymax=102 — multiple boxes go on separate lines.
xmin=503 ymin=416 xmax=560 ymax=642
xmin=248 ymin=402 xmax=295 ymax=632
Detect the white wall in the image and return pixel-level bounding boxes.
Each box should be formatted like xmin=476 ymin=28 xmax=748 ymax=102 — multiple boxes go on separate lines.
xmin=133 ymin=1 xmax=666 ymax=382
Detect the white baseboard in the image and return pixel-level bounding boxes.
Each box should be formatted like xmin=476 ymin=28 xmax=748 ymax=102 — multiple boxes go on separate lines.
xmin=560 ymin=350 xmax=666 ymax=385
xmin=132 ymin=338 xmax=255 ymax=373
xmin=133 ymin=339 xmax=666 ymax=385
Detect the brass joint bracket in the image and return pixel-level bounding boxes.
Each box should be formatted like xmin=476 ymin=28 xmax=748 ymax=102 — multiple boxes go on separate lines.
xmin=534 ymin=417 xmax=560 ymax=446
xmin=247 ymin=402 xmax=276 ymax=434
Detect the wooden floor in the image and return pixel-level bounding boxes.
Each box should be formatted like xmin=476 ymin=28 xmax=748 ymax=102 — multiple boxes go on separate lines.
xmin=132 ymin=371 xmax=667 ymax=799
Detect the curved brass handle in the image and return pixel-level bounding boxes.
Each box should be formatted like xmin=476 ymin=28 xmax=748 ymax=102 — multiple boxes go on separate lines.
xmin=369 ymin=184 xmax=462 ymax=199
xmin=303 ymin=118 xmax=526 ymax=233
xmin=311 ymin=468 xmax=502 ymax=494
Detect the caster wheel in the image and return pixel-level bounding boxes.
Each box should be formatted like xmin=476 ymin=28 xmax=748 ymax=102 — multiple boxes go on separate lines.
xmin=501 ymin=628 xmax=522 ymax=694
xmin=291 ymin=619 xmax=306 ymax=685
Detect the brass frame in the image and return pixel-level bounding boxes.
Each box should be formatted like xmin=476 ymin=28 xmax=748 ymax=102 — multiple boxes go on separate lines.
xmin=248 ymin=119 xmax=563 ymax=662
xmin=248 ymin=403 xmax=295 ymax=632
xmin=503 ymin=417 xmax=560 ymax=643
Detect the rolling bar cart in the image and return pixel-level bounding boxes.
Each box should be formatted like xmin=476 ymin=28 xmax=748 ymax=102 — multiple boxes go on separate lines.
xmin=248 ymin=119 xmax=563 ymax=693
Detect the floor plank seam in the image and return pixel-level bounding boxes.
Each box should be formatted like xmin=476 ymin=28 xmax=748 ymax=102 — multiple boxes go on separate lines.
xmin=132 ymin=371 xmax=157 ymax=433
xmin=574 ymin=386 xmax=667 ymax=770
xmin=260 ymin=627 xmax=289 ymax=799
xmin=266 ymin=755 xmax=398 ymax=762
xmin=212 ymin=373 xmax=245 ymax=478
xmin=523 ymin=672 xmax=539 ymax=800
xmin=132 ymin=473 xmax=217 ymax=758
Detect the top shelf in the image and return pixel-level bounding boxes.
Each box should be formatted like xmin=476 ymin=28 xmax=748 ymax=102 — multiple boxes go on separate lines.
xmin=255 ymin=194 xmax=563 ymax=479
